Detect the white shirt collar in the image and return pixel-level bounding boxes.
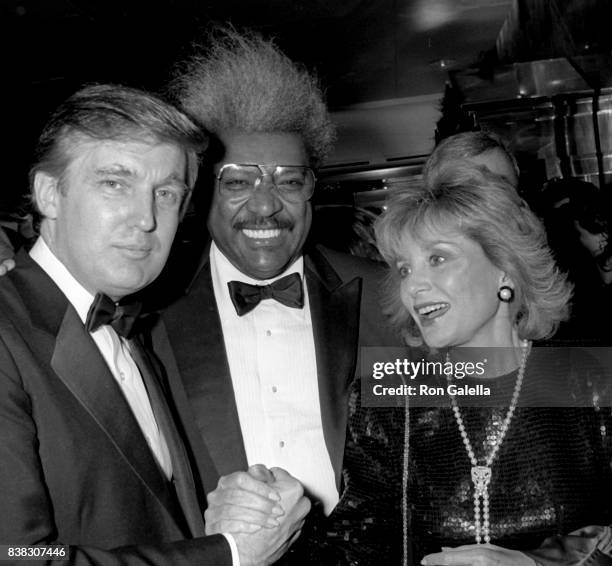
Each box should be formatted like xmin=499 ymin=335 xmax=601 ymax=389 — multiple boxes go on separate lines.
xmin=29 ymin=236 xmax=95 ymax=325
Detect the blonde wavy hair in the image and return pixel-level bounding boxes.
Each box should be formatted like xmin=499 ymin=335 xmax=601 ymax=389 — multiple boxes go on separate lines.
xmin=374 ymin=166 xmax=572 ymax=346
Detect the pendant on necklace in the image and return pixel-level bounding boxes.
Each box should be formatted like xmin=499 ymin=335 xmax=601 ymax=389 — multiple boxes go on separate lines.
xmin=471 ymin=465 xmax=491 ymax=497
xmin=471 ymin=465 xmax=492 ymax=544
xmin=447 ymin=341 xmax=530 ymax=545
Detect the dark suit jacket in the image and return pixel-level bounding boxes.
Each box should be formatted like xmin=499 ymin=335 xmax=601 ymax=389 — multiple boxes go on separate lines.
xmin=152 ymin=244 xmax=400 ymax=497
xmin=0 ymin=250 xmax=231 ymax=565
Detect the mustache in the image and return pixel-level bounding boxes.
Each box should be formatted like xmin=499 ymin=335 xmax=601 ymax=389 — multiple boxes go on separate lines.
xmin=233 ymin=218 xmax=293 ymax=231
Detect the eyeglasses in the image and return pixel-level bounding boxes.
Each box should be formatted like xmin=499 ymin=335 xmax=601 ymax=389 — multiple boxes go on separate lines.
xmin=216 ymin=164 xmax=316 ymax=202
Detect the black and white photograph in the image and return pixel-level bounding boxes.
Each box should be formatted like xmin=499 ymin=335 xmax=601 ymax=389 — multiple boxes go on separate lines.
xmin=0 ymin=1 xmax=611 ymax=564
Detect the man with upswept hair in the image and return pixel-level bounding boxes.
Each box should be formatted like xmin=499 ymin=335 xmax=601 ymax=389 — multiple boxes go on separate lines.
xmin=171 ymin=27 xmax=335 ymax=169
xmin=149 ymin=25 xmax=400 ymax=559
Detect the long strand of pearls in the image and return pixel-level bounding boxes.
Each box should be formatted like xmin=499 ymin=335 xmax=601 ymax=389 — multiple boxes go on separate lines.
xmin=447 ymin=341 xmax=530 ymax=544
xmin=401 ymin=374 xmax=410 ymax=566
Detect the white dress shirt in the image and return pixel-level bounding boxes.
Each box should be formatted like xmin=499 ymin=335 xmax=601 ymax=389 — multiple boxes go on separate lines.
xmin=210 ymin=242 xmax=339 ymax=515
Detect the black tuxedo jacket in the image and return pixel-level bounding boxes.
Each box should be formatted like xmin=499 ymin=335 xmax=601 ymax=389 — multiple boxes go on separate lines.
xmin=153 ymin=244 xmax=400 ymax=497
xmin=0 ymin=250 xmax=230 ymax=565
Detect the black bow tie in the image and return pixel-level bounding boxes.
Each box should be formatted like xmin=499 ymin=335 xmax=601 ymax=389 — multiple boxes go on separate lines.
xmin=228 ymin=272 xmax=304 ymax=316
xmin=85 ymin=292 xmax=143 ymax=338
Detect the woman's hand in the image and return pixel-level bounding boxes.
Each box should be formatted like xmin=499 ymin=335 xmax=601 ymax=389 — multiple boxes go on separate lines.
xmin=422 ymin=544 xmax=537 ymax=566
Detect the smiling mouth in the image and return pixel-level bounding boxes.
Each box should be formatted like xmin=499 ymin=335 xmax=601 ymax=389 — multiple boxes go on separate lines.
xmin=415 ymin=302 xmax=450 ymax=322
xmin=241 ymin=228 xmax=283 ymax=239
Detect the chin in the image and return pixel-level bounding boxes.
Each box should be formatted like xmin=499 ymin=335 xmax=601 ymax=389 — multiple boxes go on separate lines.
xmin=419 ymin=330 xmax=449 ymax=350
xmin=249 ymin=260 xmax=289 ymax=279
xmin=109 ymin=274 xmax=157 ymax=297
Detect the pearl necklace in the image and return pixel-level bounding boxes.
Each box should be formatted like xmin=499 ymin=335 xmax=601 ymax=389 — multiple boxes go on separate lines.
xmin=446 ymin=341 xmax=530 ymax=544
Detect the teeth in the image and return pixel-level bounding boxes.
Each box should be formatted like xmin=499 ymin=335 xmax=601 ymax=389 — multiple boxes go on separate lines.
xmin=417 ymin=303 xmax=447 ymax=315
xmin=242 ymin=229 xmax=282 ymax=239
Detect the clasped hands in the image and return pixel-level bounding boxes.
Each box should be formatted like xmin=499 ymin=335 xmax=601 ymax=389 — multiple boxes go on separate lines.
xmin=205 ymin=464 xmax=311 ymax=566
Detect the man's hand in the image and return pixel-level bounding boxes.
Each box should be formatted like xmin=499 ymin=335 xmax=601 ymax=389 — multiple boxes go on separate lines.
xmin=0 ymin=258 xmax=15 ymax=276
xmin=422 ymin=544 xmax=537 ymax=566
xmin=205 ymin=465 xmax=311 ymax=566
xmin=0 ymin=227 xmax=15 ymax=276
xmin=233 ymin=467 xmax=311 ymax=566
xmin=206 ymin=465 xmax=285 ymax=535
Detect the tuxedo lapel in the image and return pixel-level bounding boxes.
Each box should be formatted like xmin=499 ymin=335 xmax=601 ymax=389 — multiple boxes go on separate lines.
xmin=162 ymin=257 xmax=248 ymax=479
xmin=50 ymin=307 xmax=189 ymax=530
xmin=305 ymin=249 xmax=362 ymax=486
xmin=13 ymin=250 xmax=188 ymax=533
xmin=129 ymin=338 xmax=205 ymax=537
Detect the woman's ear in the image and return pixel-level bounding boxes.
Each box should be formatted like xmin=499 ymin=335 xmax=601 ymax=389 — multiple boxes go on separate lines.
xmin=33 ymin=172 xmax=60 ymax=220
xmin=499 ymin=272 xmax=515 ymax=290
xmin=497 ymin=273 xmax=516 ymax=303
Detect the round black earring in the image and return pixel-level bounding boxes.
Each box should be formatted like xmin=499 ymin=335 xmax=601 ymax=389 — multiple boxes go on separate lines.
xmin=497 ymin=286 xmax=514 ymax=302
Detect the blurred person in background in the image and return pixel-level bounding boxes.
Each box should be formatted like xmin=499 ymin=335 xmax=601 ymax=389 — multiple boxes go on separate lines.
xmin=537 ymin=177 xmax=612 ymax=344
xmin=422 ymin=130 xmax=520 ymax=188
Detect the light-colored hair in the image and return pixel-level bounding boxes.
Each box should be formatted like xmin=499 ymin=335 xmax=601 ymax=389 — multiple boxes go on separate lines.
xmin=422 ymin=131 xmax=519 ymax=186
xmin=29 ymin=83 xmax=207 ymax=211
xmin=169 ymin=26 xmax=335 ymax=168
xmin=375 ymin=166 xmax=572 ymax=346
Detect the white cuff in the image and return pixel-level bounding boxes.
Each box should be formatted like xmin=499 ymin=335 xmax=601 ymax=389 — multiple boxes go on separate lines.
xmin=222 ymin=532 xmax=241 ymax=566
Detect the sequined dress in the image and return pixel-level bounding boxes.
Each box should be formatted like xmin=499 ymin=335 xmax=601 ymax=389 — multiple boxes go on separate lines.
xmin=292 ymin=347 xmax=612 ymax=565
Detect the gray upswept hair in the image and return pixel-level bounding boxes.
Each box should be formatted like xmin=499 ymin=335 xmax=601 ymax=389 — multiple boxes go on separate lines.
xmin=169 ymin=26 xmax=335 ymax=168
xmin=374 ymin=165 xmax=572 ymax=346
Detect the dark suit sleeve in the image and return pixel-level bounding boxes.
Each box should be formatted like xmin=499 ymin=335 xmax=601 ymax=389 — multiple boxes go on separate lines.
xmin=0 ymin=334 xmax=232 ymax=566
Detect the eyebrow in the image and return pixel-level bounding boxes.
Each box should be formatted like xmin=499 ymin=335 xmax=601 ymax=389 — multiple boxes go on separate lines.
xmin=393 ymin=239 xmax=458 ymax=262
xmin=410 ymin=236 xmax=458 ymax=248
xmin=94 ymin=166 xmax=188 ymax=189
xmin=158 ymin=173 xmax=189 ymax=191
xmin=94 ymin=165 xmax=135 ymax=177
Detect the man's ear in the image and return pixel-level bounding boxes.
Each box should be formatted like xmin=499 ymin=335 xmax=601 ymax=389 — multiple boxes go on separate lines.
xmin=33 ymin=172 xmax=60 ymax=220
